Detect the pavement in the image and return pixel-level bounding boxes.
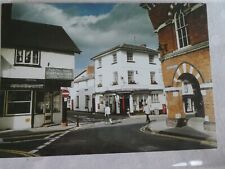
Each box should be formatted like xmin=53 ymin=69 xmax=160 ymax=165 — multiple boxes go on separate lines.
xmin=143 ymin=116 xmax=217 ymax=147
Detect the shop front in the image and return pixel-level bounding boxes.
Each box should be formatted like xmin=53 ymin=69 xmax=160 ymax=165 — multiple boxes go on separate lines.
xmin=0 ymin=77 xmax=71 ymax=130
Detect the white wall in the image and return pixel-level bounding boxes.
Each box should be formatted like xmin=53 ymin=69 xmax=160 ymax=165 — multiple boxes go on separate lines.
xmin=0 ymin=115 xmax=31 ymax=130
xmin=1 ymin=48 xmax=75 ymax=79
xmin=70 ymin=71 xmax=95 ymax=112
xmin=94 ymin=50 xmax=164 ymax=93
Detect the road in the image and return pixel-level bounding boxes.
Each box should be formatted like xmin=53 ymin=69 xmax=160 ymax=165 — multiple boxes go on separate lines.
xmin=0 ymin=112 xmax=214 ymax=157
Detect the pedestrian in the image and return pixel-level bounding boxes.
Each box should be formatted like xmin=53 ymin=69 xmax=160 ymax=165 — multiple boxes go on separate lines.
xmin=143 ymin=103 xmax=151 ymax=123
xmin=104 ymin=104 xmax=112 ymax=124
xmin=127 ymin=108 xmax=131 ymax=117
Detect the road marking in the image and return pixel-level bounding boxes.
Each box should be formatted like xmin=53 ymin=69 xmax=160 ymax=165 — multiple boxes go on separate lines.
xmin=2 ymin=131 xmax=63 ymax=141
xmin=29 ymin=127 xmax=78 ymax=155
xmin=0 ymin=149 xmax=38 ymax=157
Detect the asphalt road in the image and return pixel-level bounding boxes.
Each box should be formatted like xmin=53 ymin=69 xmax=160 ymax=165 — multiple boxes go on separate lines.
xmin=37 ymin=123 xmax=213 ymax=156
xmin=0 ymin=111 xmax=215 ymax=157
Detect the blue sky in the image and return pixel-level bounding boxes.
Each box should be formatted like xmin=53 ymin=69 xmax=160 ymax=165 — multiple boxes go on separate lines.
xmin=12 ymin=3 xmax=157 ymax=75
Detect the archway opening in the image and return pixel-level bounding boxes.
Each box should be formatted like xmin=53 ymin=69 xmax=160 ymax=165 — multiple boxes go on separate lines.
xmin=178 ymin=73 xmax=205 ymax=117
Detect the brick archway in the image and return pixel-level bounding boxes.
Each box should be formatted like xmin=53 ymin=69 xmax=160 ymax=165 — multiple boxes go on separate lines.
xmin=172 ymin=62 xmax=204 ymax=87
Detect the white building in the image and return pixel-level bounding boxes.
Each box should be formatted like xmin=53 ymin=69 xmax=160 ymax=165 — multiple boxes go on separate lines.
xmin=91 ymin=44 xmax=166 ymax=115
xmin=0 ymin=4 xmax=80 ymax=130
xmin=70 ymin=65 xmax=95 ymax=112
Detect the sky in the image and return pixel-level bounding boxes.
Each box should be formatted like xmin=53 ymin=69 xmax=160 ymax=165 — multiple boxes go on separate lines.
xmin=11 ymin=3 xmax=158 ymax=75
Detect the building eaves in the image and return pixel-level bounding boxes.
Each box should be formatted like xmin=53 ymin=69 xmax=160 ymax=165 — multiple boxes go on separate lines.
xmin=91 ymin=43 xmax=158 ymax=60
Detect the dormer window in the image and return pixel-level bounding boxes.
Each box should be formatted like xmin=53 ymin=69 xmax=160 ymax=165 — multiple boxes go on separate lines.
xmin=15 ymin=49 xmax=41 ymax=66
xmin=174 ymin=10 xmax=189 ymax=49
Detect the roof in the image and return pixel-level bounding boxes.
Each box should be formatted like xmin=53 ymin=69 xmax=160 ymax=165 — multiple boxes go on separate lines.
xmin=91 ymin=43 xmax=158 ymax=60
xmin=1 ymin=4 xmax=81 ymax=54
xmin=74 ymin=69 xmax=95 ymax=83
xmin=2 ymin=20 xmax=81 ymax=54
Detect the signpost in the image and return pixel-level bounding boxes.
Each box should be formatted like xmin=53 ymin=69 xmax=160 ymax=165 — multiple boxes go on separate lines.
xmin=61 ymin=88 xmax=69 ymax=126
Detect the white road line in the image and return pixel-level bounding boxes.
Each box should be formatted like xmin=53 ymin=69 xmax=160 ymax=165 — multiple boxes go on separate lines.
xmin=29 ymin=128 xmax=76 ymax=154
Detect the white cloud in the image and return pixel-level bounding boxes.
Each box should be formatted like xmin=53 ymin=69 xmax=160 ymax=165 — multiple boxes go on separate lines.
xmin=12 ymin=3 xmax=157 ymax=72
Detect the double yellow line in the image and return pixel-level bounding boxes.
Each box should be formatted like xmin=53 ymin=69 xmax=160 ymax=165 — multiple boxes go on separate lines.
xmin=0 ymin=149 xmax=38 ymax=157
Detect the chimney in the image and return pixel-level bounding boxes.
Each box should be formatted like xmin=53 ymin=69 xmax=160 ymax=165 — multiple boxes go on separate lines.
xmin=86 ymin=65 xmax=94 ymax=75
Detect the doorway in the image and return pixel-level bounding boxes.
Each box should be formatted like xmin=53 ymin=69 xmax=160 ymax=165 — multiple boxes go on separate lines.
xmin=179 ymin=73 xmax=205 ymax=117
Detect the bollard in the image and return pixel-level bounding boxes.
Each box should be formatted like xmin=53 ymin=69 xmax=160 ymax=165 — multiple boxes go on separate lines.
xmin=76 ymin=115 xmax=80 ymax=127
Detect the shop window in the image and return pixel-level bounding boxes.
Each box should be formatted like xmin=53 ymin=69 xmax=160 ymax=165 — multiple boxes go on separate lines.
xmin=35 ymin=91 xmax=45 ymax=114
xmin=7 ymin=91 xmax=31 ymax=115
xmin=15 ymin=49 xmax=41 ymax=66
xmin=53 ymin=92 xmax=61 ymax=112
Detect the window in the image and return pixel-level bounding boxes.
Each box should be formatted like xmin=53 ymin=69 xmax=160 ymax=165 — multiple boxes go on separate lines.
xmin=0 ymin=91 xmax=5 ymax=117
xmin=35 ymin=91 xmax=44 ymax=114
xmin=151 ymin=94 xmax=159 ymax=103
xmin=149 ymin=55 xmax=154 ymax=64
xmin=15 ymin=49 xmax=41 ymax=66
xmin=150 ymin=72 xmax=157 ymax=84
xmin=98 ymin=58 xmax=102 ymax=68
xmin=85 ymin=95 xmax=89 ymax=108
xmin=113 ymin=72 xmax=118 ymax=85
xmin=76 ymin=96 xmax=79 ymax=108
xmin=175 ymin=10 xmax=189 ymax=48
xmin=128 ymin=71 xmax=135 ymax=84
xmin=7 ymin=91 xmax=32 ymax=115
xmin=112 ymin=53 xmax=117 ymax=63
xmin=53 ymin=92 xmax=61 ymax=112
xmin=99 ymin=96 xmax=104 ymax=104
xmin=127 ymin=51 xmax=133 ymax=61
xmin=98 ymin=75 xmax=103 ymax=87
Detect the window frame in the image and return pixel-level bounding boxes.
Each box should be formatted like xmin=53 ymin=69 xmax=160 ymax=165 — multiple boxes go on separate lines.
xmin=151 ymin=94 xmax=159 ymax=103
xmin=113 ymin=72 xmax=118 ymax=85
xmin=127 ymin=51 xmax=134 ymax=62
xmin=97 ymin=58 xmax=102 ymax=68
xmin=149 ymin=55 xmax=155 ymax=64
xmin=6 ymin=90 xmax=32 ymax=116
xmin=112 ymin=53 xmax=117 ymax=64
xmin=150 ymin=72 xmax=157 ymax=84
xmin=174 ymin=10 xmax=189 ymax=49
xmin=85 ymin=95 xmax=89 ymax=109
xmin=128 ymin=70 xmax=135 ymax=84
xmin=14 ymin=49 xmax=41 ymax=67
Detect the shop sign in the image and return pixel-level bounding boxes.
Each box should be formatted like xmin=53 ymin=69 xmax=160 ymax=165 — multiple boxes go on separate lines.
xmin=45 ymin=67 xmax=73 ymax=80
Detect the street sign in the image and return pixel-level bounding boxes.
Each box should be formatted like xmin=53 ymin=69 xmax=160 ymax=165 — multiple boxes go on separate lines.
xmin=62 ymin=89 xmax=70 ymax=97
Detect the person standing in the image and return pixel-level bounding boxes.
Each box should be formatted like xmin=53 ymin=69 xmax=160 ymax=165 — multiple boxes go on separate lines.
xmin=105 ymin=104 xmax=112 ymax=124
xmin=144 ymin=103 xmax=151 ymax=123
